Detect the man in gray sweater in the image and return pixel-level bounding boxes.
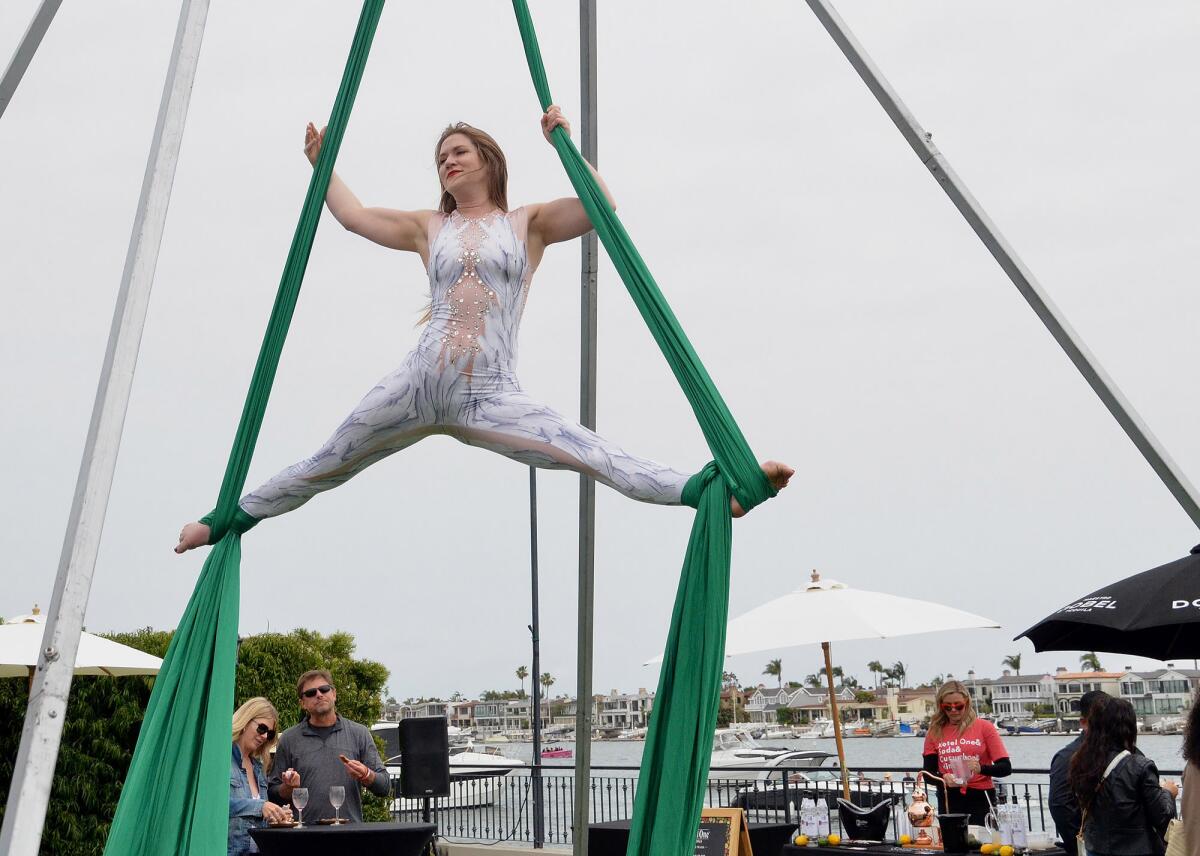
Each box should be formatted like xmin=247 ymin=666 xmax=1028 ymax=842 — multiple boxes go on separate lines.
xmin=268 ymin=669 xmax=391 ymax=822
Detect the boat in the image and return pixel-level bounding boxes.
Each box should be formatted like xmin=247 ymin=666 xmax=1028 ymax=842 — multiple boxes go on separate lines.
xmin=540 ymin=745 xmax=573 ymax=759
xmin=795 ymin=719 xmax=836 ymax=739
xmin=708 ymin=728 xmax=838 ymax=780
xmin=762 ymin=726 xmax=794 ymax=740
xmin=372 ymin=723 xmax=525 ymax=810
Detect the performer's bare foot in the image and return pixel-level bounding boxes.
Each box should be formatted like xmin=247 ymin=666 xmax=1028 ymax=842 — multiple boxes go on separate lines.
xmin=731 ymin=460 xmax=794 ymax=518
xmin=174 ymin=522 xmax=211 ymax=554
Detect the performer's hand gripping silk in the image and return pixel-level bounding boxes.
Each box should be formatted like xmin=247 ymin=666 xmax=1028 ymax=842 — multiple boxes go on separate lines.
xmin=176 ymin=108 xmax=792 ymax=553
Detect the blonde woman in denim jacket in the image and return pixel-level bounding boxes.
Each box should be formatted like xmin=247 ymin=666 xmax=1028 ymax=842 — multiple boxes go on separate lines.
xmin=230 ymin=697 xmax=291 ymax=855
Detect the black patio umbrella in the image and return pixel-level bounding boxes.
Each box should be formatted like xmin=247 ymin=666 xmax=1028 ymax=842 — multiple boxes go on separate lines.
xmin=1016 ymin=545 xmax=1200 ymax=660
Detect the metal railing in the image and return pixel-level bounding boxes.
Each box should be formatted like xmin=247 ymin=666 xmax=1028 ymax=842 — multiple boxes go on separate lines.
xmin=389 ymin=764 xmax=1186 ymax=847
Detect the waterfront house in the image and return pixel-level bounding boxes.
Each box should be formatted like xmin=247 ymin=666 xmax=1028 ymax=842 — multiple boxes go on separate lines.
xmin=989 ymin=671 xmax=1055 ymax=721
xmin=1117 ymin=667 xmax=1196 ymax=719
xmin=473 ymin=700 xmax=506 ymax=735
xmin=1051 ymin=668 xmax=1124 ymax=717
xmin=597 ymin=688 xmax=654 ymax=730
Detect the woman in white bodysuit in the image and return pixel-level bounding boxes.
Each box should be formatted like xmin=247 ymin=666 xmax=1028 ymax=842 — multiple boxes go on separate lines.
xmin=176 ymin=108 xmax=792 ymax=553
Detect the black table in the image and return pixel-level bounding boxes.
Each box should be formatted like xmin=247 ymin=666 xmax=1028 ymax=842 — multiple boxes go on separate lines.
xmin=782 ymin=846 xmax=1068 ymax=856
xmin=250 ymin=821 xmax=436 ymax=856
xmin=589 ymin=820 xmax=793 ymax=856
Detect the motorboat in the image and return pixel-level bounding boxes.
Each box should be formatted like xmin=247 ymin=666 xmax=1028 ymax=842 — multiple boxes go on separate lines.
xmin=795 ymin=719 xmax=836 ymax=739
xmin=372 ymin=723 xmax=526 ymax=810
xmin=708 ymin=728 xmax=838 ymax=780
xmin=762 ymin=726 xmax=795 ymax=740
xmin=540 ymin=745 xmax=573 ymax=759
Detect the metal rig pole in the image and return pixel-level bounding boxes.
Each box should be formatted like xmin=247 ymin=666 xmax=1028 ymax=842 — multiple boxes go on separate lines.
xmin=806 ymin=0 xmax=1200 ymax=530
xmin=572 ymin=0 xmax=598 ymax=852
xmin=0 ymin=2 xmax=210 ymax=852
xmin=529 ymin=467 xmax=545 ymax=848
xmin=0 ymin=0 xmax=63 ymax=120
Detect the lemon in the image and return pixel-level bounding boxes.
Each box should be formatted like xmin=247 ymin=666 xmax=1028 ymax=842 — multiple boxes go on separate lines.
xmin=900 ymin=835 xmax=913 ymax=845
xmin=1000 ymin=846 xmax=1015 ymax=856
xmin=980 ymin=845 xmax=996 ymax=855
xmin=794 ymin=835 xmax=810 ymax=846
xmin=828 ymin=834 xmax=841 ymax=846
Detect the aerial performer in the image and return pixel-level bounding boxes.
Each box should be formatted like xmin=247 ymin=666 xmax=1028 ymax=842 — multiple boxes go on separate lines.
xmin=175 ymin=107 xmax=792 ymax=554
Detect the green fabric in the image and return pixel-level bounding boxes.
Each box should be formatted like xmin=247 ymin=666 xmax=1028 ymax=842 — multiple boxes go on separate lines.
xmin=102 ymin=5 xmax=384 ymax=853
xmin=511 ymin=4 xmax=776 ymax=853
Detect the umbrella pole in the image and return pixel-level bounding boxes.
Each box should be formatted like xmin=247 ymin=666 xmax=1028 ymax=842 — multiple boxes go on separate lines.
xmin=823 ymin=641 xmax=851 ymax=800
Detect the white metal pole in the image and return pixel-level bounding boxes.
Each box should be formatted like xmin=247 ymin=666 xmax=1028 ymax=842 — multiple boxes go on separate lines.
xmin=806 ymin=0 xmax=1200 ymax=530
xmin=0 ymin=0 xmax=63 ymax=120
xmin=0 ymin=2 xmax=210 ymax=852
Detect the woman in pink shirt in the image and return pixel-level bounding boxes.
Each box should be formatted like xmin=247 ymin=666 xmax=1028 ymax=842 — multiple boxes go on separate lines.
xmin=922 ymin=680 xmax=1012 ymax=824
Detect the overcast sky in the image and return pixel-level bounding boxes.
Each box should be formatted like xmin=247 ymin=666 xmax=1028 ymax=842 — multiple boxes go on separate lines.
xmin=2 ymin=1 xmax=1198 ymax=703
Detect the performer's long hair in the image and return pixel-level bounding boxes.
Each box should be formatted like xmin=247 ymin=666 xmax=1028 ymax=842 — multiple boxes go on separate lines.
xmin=927 ymin=680 xmax=977 ymax=740
xmin=435 ymin=123 xmax=509 ymax=213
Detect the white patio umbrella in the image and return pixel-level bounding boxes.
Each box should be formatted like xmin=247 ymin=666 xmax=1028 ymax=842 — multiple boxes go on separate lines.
xmin=0 ymin=606 xmax=163 ymax=682
xmin=724 ymin=570 xmax=1000 ymax=799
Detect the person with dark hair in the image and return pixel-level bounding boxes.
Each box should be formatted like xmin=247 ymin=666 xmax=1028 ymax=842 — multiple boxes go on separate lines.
xmin=1069 ymin=695 xmax=1177 ymax=856
xmin=1181 ymin=685 xmax=1200 ymax=854
xmin=921 ymin=680 xmax=1012 ymax=825
xmin=1050 ymin=690 xmax=1109 ymax=855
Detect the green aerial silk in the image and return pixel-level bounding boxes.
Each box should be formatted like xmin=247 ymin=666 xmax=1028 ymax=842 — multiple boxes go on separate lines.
xmin=102 ymin=4 xmax=384 ymax=853
xmin=510 ymin=3 xmax=776 ymax=854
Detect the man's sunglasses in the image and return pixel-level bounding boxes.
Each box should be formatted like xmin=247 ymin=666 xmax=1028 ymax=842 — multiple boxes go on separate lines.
xmin=941 ymin=702 xmax=966 ymax=712
xmin=255 ymin=722 xmax=277 ymax=740
xmin=301 ymin=684 xmax=334 ymax=699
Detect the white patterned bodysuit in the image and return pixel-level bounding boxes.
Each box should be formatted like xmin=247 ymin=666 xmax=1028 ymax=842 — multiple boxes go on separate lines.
xmin=239 ymin=207 xmax=692 ymax=521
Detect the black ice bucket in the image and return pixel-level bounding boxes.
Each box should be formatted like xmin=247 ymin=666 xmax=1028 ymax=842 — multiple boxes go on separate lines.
xmin=938 ymin=813 xmax=970 ymax=854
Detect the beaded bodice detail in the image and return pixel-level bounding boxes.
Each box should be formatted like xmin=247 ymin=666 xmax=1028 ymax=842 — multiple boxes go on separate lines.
xmin=423 ymin=209 xmax=531 ymax=377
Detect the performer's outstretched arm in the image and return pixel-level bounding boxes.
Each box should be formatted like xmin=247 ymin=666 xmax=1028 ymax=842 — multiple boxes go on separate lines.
xmin=302 ymin=121 xmax=432 ymax=257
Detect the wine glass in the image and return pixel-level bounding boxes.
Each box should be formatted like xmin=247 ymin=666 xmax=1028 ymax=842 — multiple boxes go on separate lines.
xmin=292 ymin=787 xmax=309 ymax=827
xmin=329 ymin=785 xmax=346 ymax=824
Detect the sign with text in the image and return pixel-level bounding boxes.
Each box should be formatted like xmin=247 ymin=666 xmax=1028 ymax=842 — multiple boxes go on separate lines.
xmin=696 ymin=808 xmax=753 ymax=856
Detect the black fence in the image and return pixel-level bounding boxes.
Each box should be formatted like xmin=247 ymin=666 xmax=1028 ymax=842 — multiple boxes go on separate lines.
xmin=387 ymin=764 xmax=1185 ymax=847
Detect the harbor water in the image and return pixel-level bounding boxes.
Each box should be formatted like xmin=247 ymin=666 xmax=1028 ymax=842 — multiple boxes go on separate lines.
xmin=491 ymin=733 xmax=1187 ymax=773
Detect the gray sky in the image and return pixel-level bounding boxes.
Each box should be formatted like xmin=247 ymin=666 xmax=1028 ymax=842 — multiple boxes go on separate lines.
xmin=2 ymin=1 xmax=1198 ymax=702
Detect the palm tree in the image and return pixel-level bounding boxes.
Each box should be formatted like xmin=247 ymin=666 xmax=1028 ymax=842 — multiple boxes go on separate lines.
xmin=721 ymin=671 xmax=740 ymax=688
xmin=516 ymin=665 xmax=529 ymax=697
xmin=805 ymin=673 xmax=824 ymax=689
xmin=867 ymin=660 xmax=884 ymax=689
xmin=891 ymin=661 xmax=908 ymax=689
xmin=1002 ymin=654 xmax=1022 ymax=675
xmin=763 ymin=658 xmax=783 ymax=689
xmin=1080 ymin=652 xmax=1102 ymax=671
xmin=539 ymin=672 xmax=555 ymax=695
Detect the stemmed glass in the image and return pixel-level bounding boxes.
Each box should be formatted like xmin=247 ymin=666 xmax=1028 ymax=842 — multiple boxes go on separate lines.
xmin=329 ymin=785 xmax=346 ymax=824
xmin=292 ymin=787 xmax=309 ymax=827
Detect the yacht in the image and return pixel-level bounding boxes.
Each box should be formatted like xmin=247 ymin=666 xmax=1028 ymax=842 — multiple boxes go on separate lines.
xmin=372 ymin=723 xmax=526 ymax=810
xmin=708 ymin=728 xmax=837 ymax=780
xmin=795 ymin=719 xmax=836 ymax=739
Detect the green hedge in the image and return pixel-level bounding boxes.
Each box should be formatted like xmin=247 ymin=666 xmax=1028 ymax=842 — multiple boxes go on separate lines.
xmin=0 ymin=627 xmax=389 ymax=854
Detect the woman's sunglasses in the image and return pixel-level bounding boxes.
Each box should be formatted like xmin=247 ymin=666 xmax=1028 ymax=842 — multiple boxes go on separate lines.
xmin=255 ymin=722 xmax=277 ymax=740
xmin=941 ymin=702 xmax=966 ymax=712
xmin=301 ymin=684 xmax=334 ymax=699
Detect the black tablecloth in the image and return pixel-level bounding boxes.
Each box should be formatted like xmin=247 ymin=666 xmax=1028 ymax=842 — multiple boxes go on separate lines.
xmin=589 ymin=820 xmax=793 ymax=856
xmin=250 ymin=821 xmax=436 ymax=856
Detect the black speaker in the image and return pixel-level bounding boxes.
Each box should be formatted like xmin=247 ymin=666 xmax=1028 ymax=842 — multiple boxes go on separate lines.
xmin=398 ymin=717 xmax=451 ymax=798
